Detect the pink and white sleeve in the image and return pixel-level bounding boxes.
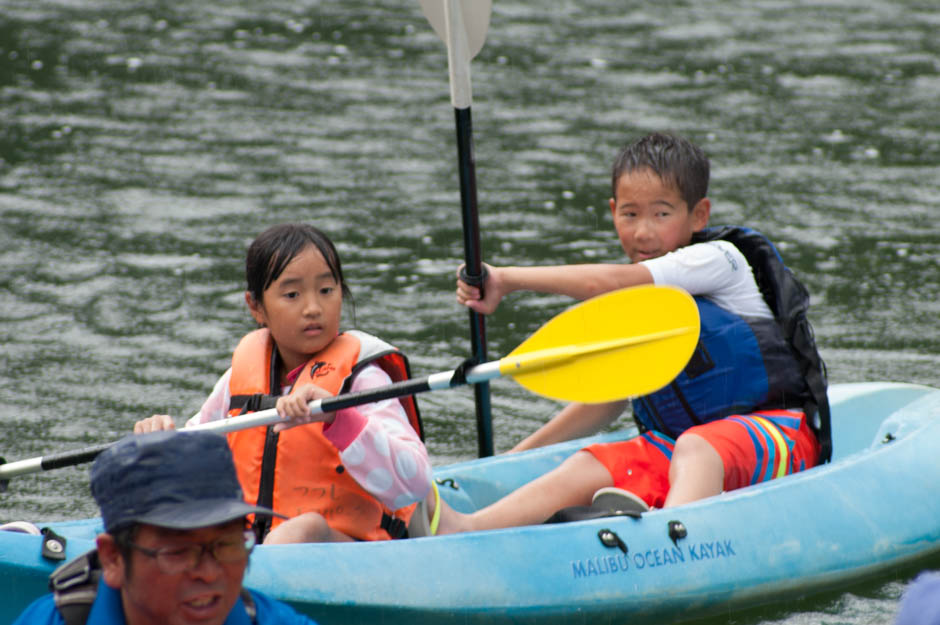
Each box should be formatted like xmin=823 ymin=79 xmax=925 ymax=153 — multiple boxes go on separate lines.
xmin=184 ymin=368 xmax=233 ymax=427
xmin=321 ymin=364 xmax=432 ymax=510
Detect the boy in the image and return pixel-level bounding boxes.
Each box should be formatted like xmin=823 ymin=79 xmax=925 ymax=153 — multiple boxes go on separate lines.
xmin=436 ymin=132 xmax=828 ymax=532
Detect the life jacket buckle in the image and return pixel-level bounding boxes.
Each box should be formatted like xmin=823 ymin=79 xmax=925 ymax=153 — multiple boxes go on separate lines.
xmin=49 ymin=552 xmax=93 ymax=592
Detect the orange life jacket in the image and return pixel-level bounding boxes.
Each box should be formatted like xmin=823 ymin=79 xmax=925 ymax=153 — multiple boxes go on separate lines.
xmin=225 ymin=328 xmax=423 ymax=541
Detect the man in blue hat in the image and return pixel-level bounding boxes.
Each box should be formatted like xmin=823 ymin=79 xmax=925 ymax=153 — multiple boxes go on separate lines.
xmin=12 ymin=430 xmax=318 ymax=625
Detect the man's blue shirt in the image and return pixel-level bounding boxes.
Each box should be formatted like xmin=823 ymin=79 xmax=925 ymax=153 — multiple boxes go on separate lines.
xmin=13 ymin=578 xmax=318 ymax=625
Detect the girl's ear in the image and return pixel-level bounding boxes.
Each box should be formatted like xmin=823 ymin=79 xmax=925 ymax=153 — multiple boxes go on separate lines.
xmin=691 ymin=197 xmax=711 ymax=231
xmin=245 ymin=291 xmax=266 ymax=327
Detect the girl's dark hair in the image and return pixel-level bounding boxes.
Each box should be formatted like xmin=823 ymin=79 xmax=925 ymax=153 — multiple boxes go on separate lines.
xmin=245 ymin=224 xmax=352 ymax=304
xmin=611 ymin=132 xmax=710 ymax=211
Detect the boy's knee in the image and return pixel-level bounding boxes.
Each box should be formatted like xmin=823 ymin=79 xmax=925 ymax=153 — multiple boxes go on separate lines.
xmin=672 ymin=433 xmax=724 ymax=476
xmin=673 ymin=432 xmax=713 ymax=459
xmin=666 ymin=433 xmax=725 ymax=506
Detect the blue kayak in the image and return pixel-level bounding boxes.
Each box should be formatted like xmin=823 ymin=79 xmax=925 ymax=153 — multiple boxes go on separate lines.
xmin=2 ymin=381 xmax=939 ymax=624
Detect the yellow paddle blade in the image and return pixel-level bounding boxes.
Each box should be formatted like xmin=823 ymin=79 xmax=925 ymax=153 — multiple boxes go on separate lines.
xmin=498 ymin=285 xmax=700 ymax=403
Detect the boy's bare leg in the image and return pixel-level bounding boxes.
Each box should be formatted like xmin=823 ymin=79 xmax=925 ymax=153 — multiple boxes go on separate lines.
xmin=663 ymin=433 xmax=724 ymax=507
xmin=434 ymin=450 xmax=614 ymax=534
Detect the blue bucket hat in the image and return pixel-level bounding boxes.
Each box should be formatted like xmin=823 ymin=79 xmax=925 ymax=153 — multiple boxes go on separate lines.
xmin=91 ymin=430 xmax=284 ymax=533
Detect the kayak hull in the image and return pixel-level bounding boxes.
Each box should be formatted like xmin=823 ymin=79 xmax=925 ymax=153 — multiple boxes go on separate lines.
xmin=2 ymin=382 xmax=938 ymax=624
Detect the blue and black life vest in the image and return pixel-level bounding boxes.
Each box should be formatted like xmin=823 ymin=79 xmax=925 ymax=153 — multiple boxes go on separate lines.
xmin=632 ymin=226 xmax=831 ymax=463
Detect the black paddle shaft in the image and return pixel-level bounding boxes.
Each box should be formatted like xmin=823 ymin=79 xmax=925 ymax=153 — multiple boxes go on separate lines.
xmin=0 ymin=442 xmax=114 ymax=491
xmin=40 ymin=443 xmax=115 ymax=470
xmin=454 ymin=106 xmax=494 ymax=458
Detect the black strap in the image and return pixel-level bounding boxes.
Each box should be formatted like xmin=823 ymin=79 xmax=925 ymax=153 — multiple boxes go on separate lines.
xmin=252 ymin=348 xmax=283 ymax=540
xmin=241 ymin=589 xmax=258 ymax=623
xmin=229 ymin=393 xmax=278 ymax=413
xmin=50 ymin=550 xmax=100 ymax=625
xmin=544 ymin=505 xmax=642 ymax=524
xmin=793 ymin=316 xmax=832 ymax=461
xmin=380 ymin=512 xmax=408 ymax=539
xmin=252 ymin=427 xmax=279 ymax=541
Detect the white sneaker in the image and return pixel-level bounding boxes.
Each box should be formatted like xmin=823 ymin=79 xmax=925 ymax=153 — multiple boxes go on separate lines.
xmin=591 ymin=487 xmax=650 ymax=514
xmin=0 ymin=521 xmax=42 ymax=535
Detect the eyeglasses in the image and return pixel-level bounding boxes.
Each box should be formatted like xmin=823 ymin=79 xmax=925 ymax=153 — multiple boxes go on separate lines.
xmin=126 ymin=530 xmax=256 ymax=574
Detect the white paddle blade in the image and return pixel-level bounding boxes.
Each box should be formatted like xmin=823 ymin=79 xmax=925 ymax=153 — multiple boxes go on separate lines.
xmin=419 ymin=0 xmax=492 ymax=108
xmin=419 ymin=0 xmax=492 ymax=59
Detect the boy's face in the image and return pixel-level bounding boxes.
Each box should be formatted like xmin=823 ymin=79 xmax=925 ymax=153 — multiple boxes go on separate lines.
xmin=609 ymin=169 xmax=710 ymax=263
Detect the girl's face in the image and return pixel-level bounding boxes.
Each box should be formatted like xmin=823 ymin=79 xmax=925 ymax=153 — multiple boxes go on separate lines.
xmin=609 ymin=169 xmax=710 ymax=263
xmin=245 ymin=244 xmax=342 ymax=374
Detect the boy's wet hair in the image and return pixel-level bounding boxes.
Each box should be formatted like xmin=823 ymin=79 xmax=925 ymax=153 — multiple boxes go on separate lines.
xmin=245 ymin=223 xmax=352 ymax=304
xmin=611 ymin=132 xmax=710 ymax=211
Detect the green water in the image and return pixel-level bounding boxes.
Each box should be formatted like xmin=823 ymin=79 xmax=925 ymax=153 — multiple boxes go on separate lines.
xmin=1 ymin=0 xmax=938 ymax=622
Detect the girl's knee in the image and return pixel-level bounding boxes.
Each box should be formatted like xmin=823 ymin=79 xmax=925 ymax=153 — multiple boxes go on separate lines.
xmin=263 ymin=512 xmax=332 ymax=544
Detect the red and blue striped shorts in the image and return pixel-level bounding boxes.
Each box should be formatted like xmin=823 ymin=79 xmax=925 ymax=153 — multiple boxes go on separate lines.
xmin=584 ymin=409 xmax=820 ymax=508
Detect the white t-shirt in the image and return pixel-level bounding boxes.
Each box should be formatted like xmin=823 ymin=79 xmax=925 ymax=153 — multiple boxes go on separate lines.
xmin=641 ymin=240 xmax=773 ymax=319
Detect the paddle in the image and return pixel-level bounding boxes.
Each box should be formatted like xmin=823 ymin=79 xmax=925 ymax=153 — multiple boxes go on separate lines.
xmin=0 ymin=285 xmax=700 ymax=486
xmin=419 ymin=0 xmax=495 ymax=456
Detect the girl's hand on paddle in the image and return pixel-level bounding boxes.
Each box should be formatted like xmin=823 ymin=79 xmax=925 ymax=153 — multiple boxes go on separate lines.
xmin=456 ymin=262 xmax=504 ymax=314
xmin=273 ymin=384 xmax=337 ymax=432
xmin=134 ymin=414 xmax=176 ymax=433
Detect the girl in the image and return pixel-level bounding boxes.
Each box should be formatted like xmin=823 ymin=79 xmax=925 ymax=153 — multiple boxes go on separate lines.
xmin=136 ymin=224 xmax=432 ymax=544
